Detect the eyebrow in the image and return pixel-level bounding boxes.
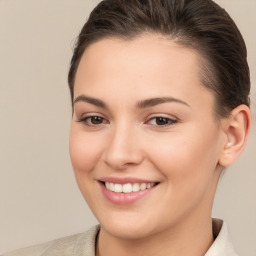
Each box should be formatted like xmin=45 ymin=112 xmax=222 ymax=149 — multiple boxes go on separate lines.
xmin=136 ymin=97 xmax=191 ymax=109
xmin=73 ymin=95 xmax=107 ymax=108
xmin=73 ymin=95 xmax=190 ymax=109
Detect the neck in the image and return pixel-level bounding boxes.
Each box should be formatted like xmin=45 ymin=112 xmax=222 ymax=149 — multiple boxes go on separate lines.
xmin=96 ymin=215 xmax=214 ymax=256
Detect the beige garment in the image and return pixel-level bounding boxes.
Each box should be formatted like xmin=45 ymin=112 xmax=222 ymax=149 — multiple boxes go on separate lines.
xmin=2 ymin=219 xmax=238 ymax=256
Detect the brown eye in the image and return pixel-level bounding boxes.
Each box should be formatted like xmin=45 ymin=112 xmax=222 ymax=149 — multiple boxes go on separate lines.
xmin=78 ymin=115 xmax=108 ymax=126
xmin=90 ymin=116 xmax=104 ymax=124
xmin=155 ymin=117 xmax=170 ymax=125
xmin=146 ymin=116 xmax=177 ymax=126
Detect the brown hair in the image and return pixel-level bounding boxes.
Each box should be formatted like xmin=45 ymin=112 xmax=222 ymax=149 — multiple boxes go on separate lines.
xmin=68 ymin=0 xmax=250 ymax=117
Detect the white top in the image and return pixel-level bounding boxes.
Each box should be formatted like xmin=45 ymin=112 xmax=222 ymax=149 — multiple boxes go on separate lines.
xmin=2 ymin=218 xmax=238 ymax=256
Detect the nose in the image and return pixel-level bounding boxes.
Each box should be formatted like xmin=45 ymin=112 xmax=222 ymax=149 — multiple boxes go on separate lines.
xmin=103 ymin=124 xmax=144 ymax=170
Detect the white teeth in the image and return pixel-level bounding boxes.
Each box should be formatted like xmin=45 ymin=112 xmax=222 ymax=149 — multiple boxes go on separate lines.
xmin=132 ymin=183 xmax=140 ymax=192
xmin=110 ymin=183 xmax=115 ymax=191
xmin=140 ymin=183 xmax=147 ymax=190
xmin=123 ymin=183 xmax=132 ymax=193
xmin=105 ymin=182 xmax=156 ymax=193
xmin=106 ymin=182 xmax=110 ymax=190
xmin=114 ymin=184 xmax=123 ymax=193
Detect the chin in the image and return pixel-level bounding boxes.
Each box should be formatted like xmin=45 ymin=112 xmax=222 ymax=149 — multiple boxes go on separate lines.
xmin=102 ymin=222 xmax=154 ymax=240
xmin=95 ymin=210 xmax=162 ymax=240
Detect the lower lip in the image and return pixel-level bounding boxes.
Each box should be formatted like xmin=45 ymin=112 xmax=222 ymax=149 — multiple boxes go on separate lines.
xmin=99 ymin=182 xmax=157 ymax=205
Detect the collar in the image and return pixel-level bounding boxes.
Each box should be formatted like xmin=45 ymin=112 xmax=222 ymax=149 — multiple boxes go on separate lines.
xmin=205 ymin=218 xmax=238 ymax=256
xmin=74 ymin=219 xmax=238 ymax=256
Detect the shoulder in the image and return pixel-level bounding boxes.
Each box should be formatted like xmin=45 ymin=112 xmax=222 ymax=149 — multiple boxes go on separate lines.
xmin=2 ymin=225 xmax=100 ymax=256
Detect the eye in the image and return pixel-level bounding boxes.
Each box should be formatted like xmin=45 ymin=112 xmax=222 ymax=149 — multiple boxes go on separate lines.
xmin=146 ymin=116 xmax=177 ymax=126
xmin=77 ymin=115 xmax=109 ymax=126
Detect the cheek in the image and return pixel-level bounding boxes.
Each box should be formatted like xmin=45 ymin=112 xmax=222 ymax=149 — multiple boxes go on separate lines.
xmin=148 ymin=126 xmax=221 ymax=189
xmin=146 ymin=130 xmax=220 ymax=219
xmin=69 ymin=127 xmax=106 ymax=208
xmin=69 ymin=128 xmax=102 ymax=176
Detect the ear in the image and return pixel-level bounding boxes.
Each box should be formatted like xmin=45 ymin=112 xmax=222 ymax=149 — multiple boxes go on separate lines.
xmin=218 ymin=104 xmax=251 ymax=167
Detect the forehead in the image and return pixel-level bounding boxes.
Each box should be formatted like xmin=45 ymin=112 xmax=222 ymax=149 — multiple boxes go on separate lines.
xmin=77 ymin=34 xmax=201 ymax=78
xmin=74 ymin=34 xmax=214 ymax=111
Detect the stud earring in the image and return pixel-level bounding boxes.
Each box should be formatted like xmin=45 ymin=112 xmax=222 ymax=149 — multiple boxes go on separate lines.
xmin=226 ymin=142 xmax=233 ymax=147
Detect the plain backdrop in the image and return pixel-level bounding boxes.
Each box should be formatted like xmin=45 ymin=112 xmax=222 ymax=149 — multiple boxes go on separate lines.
xmin=0 ymin=0 xmax=255 ymax=255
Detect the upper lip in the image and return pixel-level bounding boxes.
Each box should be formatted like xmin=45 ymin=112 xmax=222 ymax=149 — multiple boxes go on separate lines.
xmin=98 ymin=177 xmax=158 ymax=184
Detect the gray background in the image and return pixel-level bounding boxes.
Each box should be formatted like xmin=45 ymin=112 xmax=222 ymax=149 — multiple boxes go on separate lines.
xmin=0 ymin=0 xmax=255 ymax=255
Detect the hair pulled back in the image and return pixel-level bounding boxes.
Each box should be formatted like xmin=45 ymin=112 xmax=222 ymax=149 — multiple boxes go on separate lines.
xmin=68 ymin=0 xmax=250 ymax=117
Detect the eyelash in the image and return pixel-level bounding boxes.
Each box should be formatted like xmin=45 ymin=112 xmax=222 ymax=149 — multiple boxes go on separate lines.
xmin=77 ymin=115 xmax=109 ymax=127
xmin=146 ymin=116 xmax=178 ymax=127
xmin=77 ymin=115 xmax=178 ymax=128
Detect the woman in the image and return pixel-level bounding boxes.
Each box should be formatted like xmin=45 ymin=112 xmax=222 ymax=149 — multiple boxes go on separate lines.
xmin=4 ymin=0 xmax=251 ymax=255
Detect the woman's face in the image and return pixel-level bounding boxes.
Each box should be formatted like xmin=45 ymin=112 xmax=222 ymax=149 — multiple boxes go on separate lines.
xmin=69 ymin=34 xmax=226 ymax=239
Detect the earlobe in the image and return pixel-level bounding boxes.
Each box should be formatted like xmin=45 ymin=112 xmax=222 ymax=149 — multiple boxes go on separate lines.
xmin=218 ymin=104 xmax=251 ymax=167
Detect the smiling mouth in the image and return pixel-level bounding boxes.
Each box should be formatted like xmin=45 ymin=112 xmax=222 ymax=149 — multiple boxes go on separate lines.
xmin=104 ymin=182 xmax=158 ymax=193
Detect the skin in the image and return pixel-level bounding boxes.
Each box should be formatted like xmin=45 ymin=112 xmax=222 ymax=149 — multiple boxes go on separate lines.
xmin=69 ymin=34 xmax=250 ymax=256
